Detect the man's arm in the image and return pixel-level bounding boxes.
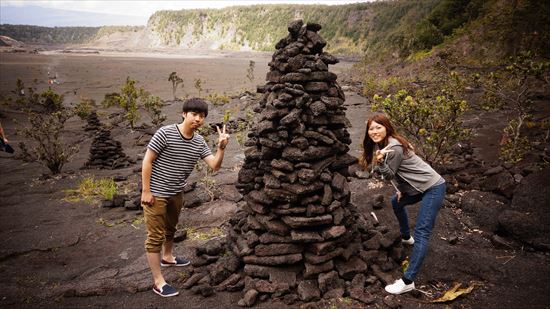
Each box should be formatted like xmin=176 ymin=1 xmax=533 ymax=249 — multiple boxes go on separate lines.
xmin=141 ymin=149 xmax=158 ymax=205
xmin=203 ymin=146 xmax=225 ymax=172
xmin=203 ymin=125 xmax=230 ymax=172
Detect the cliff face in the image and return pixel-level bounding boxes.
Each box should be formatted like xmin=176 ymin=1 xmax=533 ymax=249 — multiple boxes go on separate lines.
xmin=2 ymin=1 xmax=548 ymax=62
xmin=143 ymin=4 xmax=374 ymax=53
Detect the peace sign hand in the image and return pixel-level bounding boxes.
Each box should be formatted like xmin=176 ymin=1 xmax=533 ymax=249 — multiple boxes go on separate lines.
xmin=375 ymin=145 xmax=394 ymax=162
xmin=216 ymin=124 xmax=230 ymax=150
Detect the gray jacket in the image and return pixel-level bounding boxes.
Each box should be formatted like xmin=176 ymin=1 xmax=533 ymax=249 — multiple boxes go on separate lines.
xmin=376 ymin=137 xmax=442 ymax=194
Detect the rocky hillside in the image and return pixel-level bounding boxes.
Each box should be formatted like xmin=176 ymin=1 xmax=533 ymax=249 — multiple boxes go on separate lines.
xmin=1 ymin=0 xmax=548 ymax=62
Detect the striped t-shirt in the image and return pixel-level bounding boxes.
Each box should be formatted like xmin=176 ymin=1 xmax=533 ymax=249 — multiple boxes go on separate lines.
xmin=147 ymin=124 xmax=212 ymax=197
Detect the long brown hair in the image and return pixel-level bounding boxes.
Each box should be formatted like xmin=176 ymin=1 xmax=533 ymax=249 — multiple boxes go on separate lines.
xmin=360 ymin=113 xmax=413 ymax=168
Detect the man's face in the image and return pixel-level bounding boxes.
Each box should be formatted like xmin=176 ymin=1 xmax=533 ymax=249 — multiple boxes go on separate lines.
xmin=182 ymin=111 xmax=206 ymax=130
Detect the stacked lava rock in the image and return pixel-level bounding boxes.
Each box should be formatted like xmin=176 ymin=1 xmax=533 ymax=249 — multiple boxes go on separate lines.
xmin=84 ymin=111 xmax=102 ymax=132
xmin=86 ymin=128 xmax=131 ymax=169
xmin=226 ymin=20 xmax=384 ymax=305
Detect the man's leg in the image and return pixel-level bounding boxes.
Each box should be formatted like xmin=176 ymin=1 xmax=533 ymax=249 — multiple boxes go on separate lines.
xmin=146 ymin=252 xmax=164 ymax=288
xmin=143 ymin=197 xmax=168 ymax=288
xmin=162 ymin=192 xmax=184 ymax=262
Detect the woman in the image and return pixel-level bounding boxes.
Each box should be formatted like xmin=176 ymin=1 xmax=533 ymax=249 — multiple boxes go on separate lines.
xmin=360 ymin=114 xmax=446 ymax=295
xmin=0 ymin=121 xmax=14 ymax=154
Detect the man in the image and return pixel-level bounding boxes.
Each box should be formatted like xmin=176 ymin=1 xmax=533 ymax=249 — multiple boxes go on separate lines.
xmin=141 ymin=98 xmax=229 ymax=297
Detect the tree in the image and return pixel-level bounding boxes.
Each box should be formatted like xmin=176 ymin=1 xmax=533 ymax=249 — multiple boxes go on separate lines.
xmin=168 ymin=71 xmax=184 ymax=100
xmin=16 ymin=86 xmax=78 ymax=174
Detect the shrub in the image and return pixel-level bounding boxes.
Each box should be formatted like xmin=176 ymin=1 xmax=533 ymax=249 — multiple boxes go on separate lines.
xmin=372 ymin=71 xmax=470 ymax=164
xmin=206 ymin=93 xmax=230 ymax=105
xmin=141 ymin=91 xmax=166 ymax=126
xmin=73 ymin=97 xmax=96 ymax=119
xmin=18 ymin=109 xmax=78 ymax=174
xmin=102 ymin=77 xmax=140 ymax=129
xmin=476 ymin=51 xmax=550 ymax=163
xmin=102 ymin=77 xmax=166 ymax=128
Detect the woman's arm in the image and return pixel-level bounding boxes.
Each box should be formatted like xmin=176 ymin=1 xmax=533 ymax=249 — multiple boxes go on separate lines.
xmin=377 ymin=146 xmax=403 ymax=180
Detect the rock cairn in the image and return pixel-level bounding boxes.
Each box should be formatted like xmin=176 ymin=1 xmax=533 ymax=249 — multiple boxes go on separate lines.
xmin=183 ymin=21 xmax=406 ymax=307
xmin=229 ymin=19 xmax=368 ymax=304
xmin=84 ymin=111 xmax=101 ymax=132
xmin=85 ymin=128 xmax=131 ymax=169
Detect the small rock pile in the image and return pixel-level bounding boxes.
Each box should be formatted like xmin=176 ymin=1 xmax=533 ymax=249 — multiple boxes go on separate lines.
xmin=84 ymin=111 xmax=102 ymax=132
xmin=85 ymin=128 xmax=132 ymax=169
xmin=182 ymin=20 xmax=406 ymax=307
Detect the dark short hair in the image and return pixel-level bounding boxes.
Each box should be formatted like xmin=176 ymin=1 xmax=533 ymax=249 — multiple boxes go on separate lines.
xmin=182 ymin=98 xmax=208 ymax=117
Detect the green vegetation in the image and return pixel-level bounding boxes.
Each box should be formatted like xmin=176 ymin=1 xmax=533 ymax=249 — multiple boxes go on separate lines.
xmin=141 ymin=90 xmax=166 ymax=126
xmin=92 ymin=26 xmax=143 ymax=40
xmin=2 ymin=1 xmax=547 ymax=63
xmin=145 ymin=0 xmax=547 ymax=60
xmin=372 ymin=71 xmax=470 ymax=165
xmin=102 ymin=77 xmax=140 ymax=129
xmin=223 ymin=110 xmax=231 ymax=123
xmin=195 ymin=160 xmax=220 ymax=201
xmin=18 ymin=109 xmax=78 ymax=174
xmin=476 ymin=51 xmax=550 ymax=163
xmin=64 ymin=176 xmax=117 ymax=204
xmin=206 ymin=92 xmax=230 ymax=105
xmin=0 ymin=25 xmax=143 ymax=44
xmin=12 ymin=82 xmax=78 ymax=174
xmin=73 ymin=97 xmax=96 ymax=119
xmin=12 ymin=83 xmax=64 ymax=113
xmin=102 ymin=77 xmax=165 ymax=129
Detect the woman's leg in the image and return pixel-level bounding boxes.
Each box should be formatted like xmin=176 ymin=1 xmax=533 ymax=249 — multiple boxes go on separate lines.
xmin=391 ymin=193 xmax=422 ymax=239
xmin=404 ymin=183 xmax=446 ymax=281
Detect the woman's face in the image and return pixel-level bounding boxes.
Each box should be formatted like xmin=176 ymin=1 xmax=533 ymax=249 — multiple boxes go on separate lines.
xmin=368 ymin=120 xmax=387 ymax=144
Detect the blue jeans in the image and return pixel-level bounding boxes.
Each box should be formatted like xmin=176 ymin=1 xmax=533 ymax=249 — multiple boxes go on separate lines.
xmin=390 ymin=182 xmax=446 ymax=281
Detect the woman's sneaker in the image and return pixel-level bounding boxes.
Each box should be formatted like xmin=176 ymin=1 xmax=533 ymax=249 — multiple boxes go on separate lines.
xmin=153 ymin=283 xmax=179 ymax=297
xmin=402 ymin=236 xmax=414 ymax=245
xmin=385 ymin=279 xmax=415 ymax=294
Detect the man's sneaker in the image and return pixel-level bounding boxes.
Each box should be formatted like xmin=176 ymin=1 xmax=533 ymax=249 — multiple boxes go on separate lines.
xmin=385 ymin=279 xmax=415 ymax=295
xmin=153 ymin=283 xmax=179 ymax=297
xmin=402 ymin=236 xmax=415 ymax=245
xmin=160 ymin=256 xmax=191 ymax=267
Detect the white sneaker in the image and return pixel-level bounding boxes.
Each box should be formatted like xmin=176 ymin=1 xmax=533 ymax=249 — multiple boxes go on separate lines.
xmin=402 ymin=236 xmax=414 ymax=245
xmin=385 ymin=279 xmax=415 ymax=295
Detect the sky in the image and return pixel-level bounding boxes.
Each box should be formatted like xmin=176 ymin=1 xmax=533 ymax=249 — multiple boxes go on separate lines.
xmin=1 ymin=0 xmax=372 ymax=17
